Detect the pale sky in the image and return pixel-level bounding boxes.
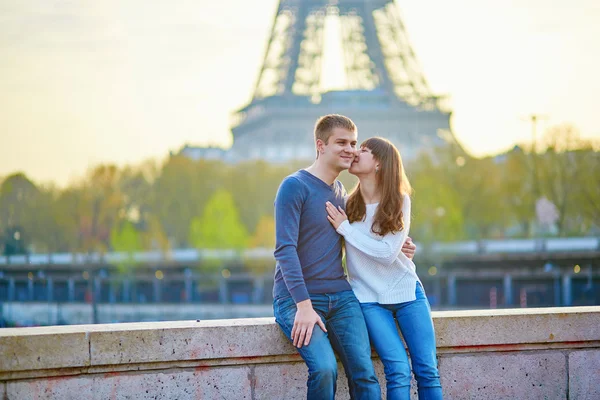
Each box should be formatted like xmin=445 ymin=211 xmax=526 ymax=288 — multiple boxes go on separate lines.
xmin=1 ymin=0 xmax=599 ymax=186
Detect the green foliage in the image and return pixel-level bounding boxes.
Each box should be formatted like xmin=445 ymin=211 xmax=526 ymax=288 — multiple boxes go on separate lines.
xmin=248 ymin=215 xmax=276 ymax=249
xmin=111 ymin=221 xmax=141 ymax=253
xmin=189 ymin=189 xmax=249 ymax=249
xmin=110 ymin=220 xmax=142 ymax=273
xmin=2 ymin=124 xmax=599 ymax=254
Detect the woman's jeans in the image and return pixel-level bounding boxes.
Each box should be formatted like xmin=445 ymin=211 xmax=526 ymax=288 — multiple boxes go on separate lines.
xmin=274 ymin=290 xmax=380 ymax=400
xmin=361 ymin=283 xmax=443 ymax=400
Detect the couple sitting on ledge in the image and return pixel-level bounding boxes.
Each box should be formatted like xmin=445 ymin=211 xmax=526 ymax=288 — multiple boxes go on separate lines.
xmin=272 ymin=114 xmax=443 ymax=399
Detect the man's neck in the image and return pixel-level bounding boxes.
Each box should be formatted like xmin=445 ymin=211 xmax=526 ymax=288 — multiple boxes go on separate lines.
xmin=305 ymin=160 xmax=340 ymax=186
xmin=359 ymin=177 xmax=380 ymax=204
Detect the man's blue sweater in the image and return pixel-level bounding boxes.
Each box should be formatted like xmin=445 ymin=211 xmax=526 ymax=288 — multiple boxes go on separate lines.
xmin=273 ymin=169 xmax=352 ymax=303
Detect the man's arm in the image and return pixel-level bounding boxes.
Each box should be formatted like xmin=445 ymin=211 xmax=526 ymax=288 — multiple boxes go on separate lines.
xmin=274 ymin=177 xmax=309 ymax=303
xmin=274 ymin=177 xmax=326 ymax=348
xmin=402 ymin=237 xmax=417 ymax=260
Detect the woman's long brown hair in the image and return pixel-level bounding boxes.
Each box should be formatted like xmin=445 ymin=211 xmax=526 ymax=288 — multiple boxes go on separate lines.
xmin=346 ymin=137 xmax=412 ymax=236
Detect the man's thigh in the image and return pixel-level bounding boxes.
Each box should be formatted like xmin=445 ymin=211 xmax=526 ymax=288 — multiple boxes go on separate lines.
xmin=326 ymin=292 xmax=373 ymax=367
xmin=273 ymin=296 xmax=337 ymax=370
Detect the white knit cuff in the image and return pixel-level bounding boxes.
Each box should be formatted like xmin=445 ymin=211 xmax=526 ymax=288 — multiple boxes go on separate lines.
xmin=337 ymin=220 xmax=352 ymax=236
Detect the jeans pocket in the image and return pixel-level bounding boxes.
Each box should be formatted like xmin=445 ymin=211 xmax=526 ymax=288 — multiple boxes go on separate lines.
xmin=274 ymin=296 xmax=296 ymax=331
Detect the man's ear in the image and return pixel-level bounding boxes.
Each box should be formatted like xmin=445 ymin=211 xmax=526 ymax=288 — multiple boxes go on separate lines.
xmin=316 ymin=139 xmax=325 ymax=155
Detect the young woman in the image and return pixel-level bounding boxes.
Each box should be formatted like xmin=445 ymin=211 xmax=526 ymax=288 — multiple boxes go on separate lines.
xmin=325 ymin=137 xmax=443 ymax=400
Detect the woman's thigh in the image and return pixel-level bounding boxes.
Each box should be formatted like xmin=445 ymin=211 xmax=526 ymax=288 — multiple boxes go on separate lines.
xmin=394 ymin=285 xmax=438 ymax=372
xmin=360 ymin=302 xmax=410 ymax=371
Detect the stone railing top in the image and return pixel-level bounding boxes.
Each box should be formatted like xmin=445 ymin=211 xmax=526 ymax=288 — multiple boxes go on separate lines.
xmin=1 ymin=306 xmax=599 ymax=380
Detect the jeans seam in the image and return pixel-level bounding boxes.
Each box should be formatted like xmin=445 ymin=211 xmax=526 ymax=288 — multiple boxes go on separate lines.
xmin=274 ymin=301 xmax=294 ymax=333
xmin=326 ymin=324 xmax=359 ymax=399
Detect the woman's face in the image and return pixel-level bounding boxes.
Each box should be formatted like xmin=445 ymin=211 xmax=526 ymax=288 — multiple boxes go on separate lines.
xmin=349 ymin=146 xmax=378 ymax=176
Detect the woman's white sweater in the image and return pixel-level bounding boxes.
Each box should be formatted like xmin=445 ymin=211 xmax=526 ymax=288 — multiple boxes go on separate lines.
xmin=337 ymin=194 xmax=421 ymax=304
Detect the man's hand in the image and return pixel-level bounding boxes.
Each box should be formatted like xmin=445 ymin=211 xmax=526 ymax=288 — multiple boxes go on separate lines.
xmin=292 ymin=299 xmax=327 ymax=348
xmin=402 ymin=237 xmax=417 ymax=260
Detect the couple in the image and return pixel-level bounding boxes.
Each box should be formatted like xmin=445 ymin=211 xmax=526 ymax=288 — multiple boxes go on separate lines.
xmin=273 ymin=114 xmax=442 ymax=399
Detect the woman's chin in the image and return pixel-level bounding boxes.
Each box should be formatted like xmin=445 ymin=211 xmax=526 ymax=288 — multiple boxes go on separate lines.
xmin=348 ymin=166 xmax=359 ymax=175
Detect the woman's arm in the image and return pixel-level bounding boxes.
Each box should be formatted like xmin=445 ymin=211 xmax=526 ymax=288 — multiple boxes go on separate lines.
xmin=327 ymin=195 xmax=412 ymax=267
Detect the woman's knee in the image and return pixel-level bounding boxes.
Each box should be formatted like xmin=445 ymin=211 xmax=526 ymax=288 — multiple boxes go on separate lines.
xmin=383 ymin=361 xmax=412 ymax=387
xmin=413 ymin=364 xmax=441 ymax=387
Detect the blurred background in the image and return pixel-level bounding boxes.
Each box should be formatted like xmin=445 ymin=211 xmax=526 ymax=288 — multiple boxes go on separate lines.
xmin=1 ymin=0 xmax=599 ymax=327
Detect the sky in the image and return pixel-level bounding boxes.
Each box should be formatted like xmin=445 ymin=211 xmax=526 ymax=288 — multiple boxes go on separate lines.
xmin=1 ymin=0 xmax=599 ymax=186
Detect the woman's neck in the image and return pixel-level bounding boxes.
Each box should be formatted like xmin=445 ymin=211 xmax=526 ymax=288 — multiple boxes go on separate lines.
xmin=359 ymin=178 xmax=380 ymax=204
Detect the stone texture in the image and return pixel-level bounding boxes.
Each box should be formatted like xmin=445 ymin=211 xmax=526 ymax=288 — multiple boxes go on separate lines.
xmin=5 ymin=368 xmax=253 ymax=400
xmin=0 ymin=325 xmax=90 ymax=372
xmin=91 ymin=366 xmax=252 ymax=400
xmin=433 ymin=306 xmax=600 ymax=349
xmin=251 ymin=358 xmax=416 ymax=399
xmin=439 ymin=351 xmax=567 ymax=399
xmin=89 ymin=318 xmax=294 ymax=366
xmin=1 ymin=307 xmax=599 ymax=399
xmin=253 ymin=362 xmax=309 ymax=398
xmin=568 ymin=350 xmax=600 ymax=399
xmin=6 ymin=376 xmax=94 ymax=400
xmin=252 ymin=360 xmax=355 ymax=399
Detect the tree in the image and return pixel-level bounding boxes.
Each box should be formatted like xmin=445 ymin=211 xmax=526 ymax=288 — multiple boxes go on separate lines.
xmin=248 ymin=215 xmax=275 ymax=248
xmin=153 ymin=156 xmax=227 ymax=247
xmin=536 ymin=124 xmax=585 ymax=235
xmin=76 ymin=165 xmax=125 ymax=252
xmin=226 ymin=161 xmax=295 ymax=235
xmin=500 ymin=146 xmax=535 ymax=237
xmin=110 ymin=220 xmax=142 ymax=273
xmin=575 ymin=147 xmax=600 ymax=230
xmin=30 ymin=185 xmax=74 ymax=252
xmin=409 ymin=153 xmax=466 ymax=242
xmin=189 ymin=189 xmax=249 ymax=249
xmin=0 ymin=173 xmax=40 ymax=254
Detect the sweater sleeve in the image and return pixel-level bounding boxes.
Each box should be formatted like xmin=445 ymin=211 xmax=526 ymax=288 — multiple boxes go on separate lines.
xmin=336 ymin=195 xmax=411 ymax=267
xmin=273 ymin=177 xmax=310 ymax=303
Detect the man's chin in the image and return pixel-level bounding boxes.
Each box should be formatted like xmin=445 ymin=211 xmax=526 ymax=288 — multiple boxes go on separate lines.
xmin=339 ymin=158 xmax=354 ymax=168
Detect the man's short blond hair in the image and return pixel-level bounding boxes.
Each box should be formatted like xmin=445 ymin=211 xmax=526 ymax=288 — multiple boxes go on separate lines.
xmin=314 ymin=114 xmax=357 ymax=145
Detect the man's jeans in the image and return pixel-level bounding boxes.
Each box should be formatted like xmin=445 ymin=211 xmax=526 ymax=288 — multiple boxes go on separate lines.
xmin=274 ymin=290 xmax=380 ymax=400
xmin=361 ymin=283 xmax=443 ymax=400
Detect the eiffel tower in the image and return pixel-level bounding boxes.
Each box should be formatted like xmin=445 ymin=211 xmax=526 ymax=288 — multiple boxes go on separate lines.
xmin=228 ymin=0 xmax=455 ymax=163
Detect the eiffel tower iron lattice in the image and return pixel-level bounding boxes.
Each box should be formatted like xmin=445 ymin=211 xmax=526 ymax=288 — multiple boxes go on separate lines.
xmin=228 ymin=0 xmax=456 ymax=164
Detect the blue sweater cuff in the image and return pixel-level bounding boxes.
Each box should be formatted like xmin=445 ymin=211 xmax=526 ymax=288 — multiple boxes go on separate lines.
xmin=290 ymin=285 xmax=310 ymax=304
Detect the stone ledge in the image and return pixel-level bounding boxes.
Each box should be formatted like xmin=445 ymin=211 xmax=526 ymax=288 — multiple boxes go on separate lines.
xmin=1 ymin=306 xmax=599 ymax=381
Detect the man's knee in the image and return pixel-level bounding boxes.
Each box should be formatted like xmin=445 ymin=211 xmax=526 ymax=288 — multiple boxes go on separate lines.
xmin=309 ymin=359 xmax=338 ymax=383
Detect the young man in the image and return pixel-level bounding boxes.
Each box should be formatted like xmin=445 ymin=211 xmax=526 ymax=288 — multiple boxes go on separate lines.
xmin=273 ymin=114 xmax=417 ymax=399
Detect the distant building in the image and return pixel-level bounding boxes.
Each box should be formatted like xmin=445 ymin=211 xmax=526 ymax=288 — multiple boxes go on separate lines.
xmin=174 ymin=145 xmax=229 ymax=162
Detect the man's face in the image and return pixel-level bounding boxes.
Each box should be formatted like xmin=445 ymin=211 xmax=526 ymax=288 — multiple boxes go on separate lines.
xmin=318 ymin=127 xmax=358 ymax=171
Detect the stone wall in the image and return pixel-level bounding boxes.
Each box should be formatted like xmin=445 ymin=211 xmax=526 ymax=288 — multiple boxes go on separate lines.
xmin=1 ymin=302 xmax=274 ymax=325
xmin=1 ymin=306 xmax=599 ymax=399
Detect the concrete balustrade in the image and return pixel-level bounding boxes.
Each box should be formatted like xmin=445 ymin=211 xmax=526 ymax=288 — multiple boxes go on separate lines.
xmin=1 ymin=306 xmax=599 ymax=399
